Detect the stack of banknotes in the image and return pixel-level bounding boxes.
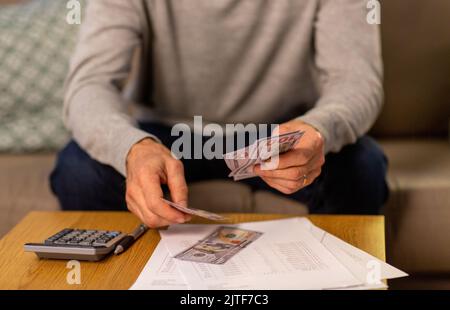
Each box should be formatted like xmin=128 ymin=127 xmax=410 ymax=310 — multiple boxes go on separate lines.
xmin=224 ymin=130 xmax=305 ymax=181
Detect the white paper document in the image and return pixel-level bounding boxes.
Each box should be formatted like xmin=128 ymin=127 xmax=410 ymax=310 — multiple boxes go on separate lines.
xmin=160 ymin=221 xmax=363 ymax=290
xmin=130 ymin=218 xmax=407 ymax=290
xmin=294 ymin=218 xmax=407 ymax=289
xmin=241 ymin=218 xmax=407 ymax=290
xmin=131 ymin=241 xmax=188 ymax=290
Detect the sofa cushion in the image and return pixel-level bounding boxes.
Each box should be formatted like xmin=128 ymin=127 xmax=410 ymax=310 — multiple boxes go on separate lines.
xmin=383 ymin=139 xmax=450 ymax=189
xmin=188 ymin=181 xmax=308 ymax=215
xmin=373 ymin=0 xmax=450 ymax=137
xmin=0 ymin=0 xmax=83 ymax=152
xmin=0 ymin=154 xmax=59 ymax=237
xmin=381 ymin=139 xmax=450 ymax=273
xmin=188 ymin=180 xmax=253 ymax=213
xmin=253 ymin=191 xmax=308 ymax=215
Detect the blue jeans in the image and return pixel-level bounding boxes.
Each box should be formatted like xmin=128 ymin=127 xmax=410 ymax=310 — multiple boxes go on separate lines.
xmin=50 ymin=123 xmax=388 ymax=215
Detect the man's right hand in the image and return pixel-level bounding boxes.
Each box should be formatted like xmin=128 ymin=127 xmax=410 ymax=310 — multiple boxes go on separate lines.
xmin=125 ymin=138 xmax=191 ymax=228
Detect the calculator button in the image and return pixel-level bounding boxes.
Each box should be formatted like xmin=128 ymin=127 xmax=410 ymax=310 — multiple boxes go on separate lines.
xmin=92 ymin=241 xmax=107 ymax=246
xmin=59 ymin=229 xmax=73 ymax=235
xmin=42 ymin=228 xmax=124 ymax=249
xmin=46 ymin=229 xmax=72 ymax=241
xmin=92 ymin=241 xmax=103 ymax=246
xmin=79 ymin=240 xmax=94 ymax=246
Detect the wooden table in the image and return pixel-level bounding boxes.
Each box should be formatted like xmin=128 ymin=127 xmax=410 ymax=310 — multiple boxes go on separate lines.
xmin=0 ymin=211 xmax=385 ymax=290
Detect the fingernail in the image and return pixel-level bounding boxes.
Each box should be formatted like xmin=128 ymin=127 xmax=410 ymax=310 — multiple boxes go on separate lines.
xmin=177 ymin=217 xmax=185 ymax=223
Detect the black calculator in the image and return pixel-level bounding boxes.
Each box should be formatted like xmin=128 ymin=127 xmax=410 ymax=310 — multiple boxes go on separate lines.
xmin=24 ymin=228 xmax=126 ymax=261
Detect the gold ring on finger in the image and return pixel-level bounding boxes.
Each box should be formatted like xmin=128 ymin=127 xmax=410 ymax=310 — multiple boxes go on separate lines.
xmin=302 ymin=174 xmax=308 ymax=186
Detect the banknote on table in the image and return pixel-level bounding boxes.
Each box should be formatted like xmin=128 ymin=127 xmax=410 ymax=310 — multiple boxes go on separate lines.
xmin=175 ymin=226 xmax=263 ymax=264
xmin=224 ymin=130 xmax=305 ymax=181
xmin=162 ymin=199 xmax=229 ymax=221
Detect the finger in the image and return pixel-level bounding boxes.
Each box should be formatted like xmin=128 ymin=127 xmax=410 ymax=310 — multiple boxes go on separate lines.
xmin=166 ymin=160 xmax=189 ymax=207
xmin=131 ymin=194 xmax=174 ymax=227
xmin=134 ymin=203 xmax=173 ymax=228
xmin=125 ymin=184 xmax=145 ymax=220
xmin=141 ymin=209 xmax=173 ymax=228
xmin=263 ymin=177 xmax=303 ymax=193
xmin=166 ymin=160 xmax=191 ymax=221
xmin=255 ymin=165 xmax=309 ymax=181
xmin=142 ymin=174 xmax=188 ymax=223
xmin=126 ymin=200 xmax=144 ymax=222
xmin=264 ymin=166 xmax=322 ymax=190
xmin=255 ymin=153 xmax=324 ymax=180
xmin=266 ymin=148 xmax=314 ymax=170
xmin=261 ymin=177 xmax=296 ymax=195
xmin=127 ymin=186 xmax=174 ymax=227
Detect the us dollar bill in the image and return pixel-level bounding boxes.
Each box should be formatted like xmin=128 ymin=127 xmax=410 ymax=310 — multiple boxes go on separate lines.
xmin=175 ymin=226 xmax=263 ymax=264
xmin=163 ymin=199 xmax=228 ymax=221
xmin=225 ymin=130 xmax=305 ymax=181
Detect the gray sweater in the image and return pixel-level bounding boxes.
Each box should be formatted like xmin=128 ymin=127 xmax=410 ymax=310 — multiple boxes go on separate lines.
xmin=64 ymin=0 xmax=383 ymax=176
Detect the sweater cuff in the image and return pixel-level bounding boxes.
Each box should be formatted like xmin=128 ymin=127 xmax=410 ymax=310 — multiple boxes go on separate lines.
xmin=296 ymin=112 xmax=332 ymax=154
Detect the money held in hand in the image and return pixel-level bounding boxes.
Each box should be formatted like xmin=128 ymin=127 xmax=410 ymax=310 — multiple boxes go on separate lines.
xmin=175 ymin=226 xmax=263 ymax=264
xmin=163 ymin=199 xmax=229 ymax=221
xmin=224 ymin=130 xmax=305 ymax=181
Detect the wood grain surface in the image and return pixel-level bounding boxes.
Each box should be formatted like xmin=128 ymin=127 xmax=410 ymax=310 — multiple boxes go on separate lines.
xmin=0 ymin=211 xmax=385 ymax=290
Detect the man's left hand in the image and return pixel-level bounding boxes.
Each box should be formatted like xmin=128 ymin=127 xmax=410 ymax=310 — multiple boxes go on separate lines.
xmin=254 ymin=119 xmax=325 ymax=194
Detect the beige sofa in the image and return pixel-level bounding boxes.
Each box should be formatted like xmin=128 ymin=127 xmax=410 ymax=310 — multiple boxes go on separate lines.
xmin=1 ymin=0 xmax=449 ymax=289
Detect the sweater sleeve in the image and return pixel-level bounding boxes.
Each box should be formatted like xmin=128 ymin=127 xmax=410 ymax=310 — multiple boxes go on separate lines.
xmin=298 ymin=0 xmax=384 ymax=153
xmin=63 ymin=0 xmax=157 ymax=176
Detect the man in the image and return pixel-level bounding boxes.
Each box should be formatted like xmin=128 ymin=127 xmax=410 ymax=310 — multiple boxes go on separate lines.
xmin=51 ymin=0 xmax=388 ymax=228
